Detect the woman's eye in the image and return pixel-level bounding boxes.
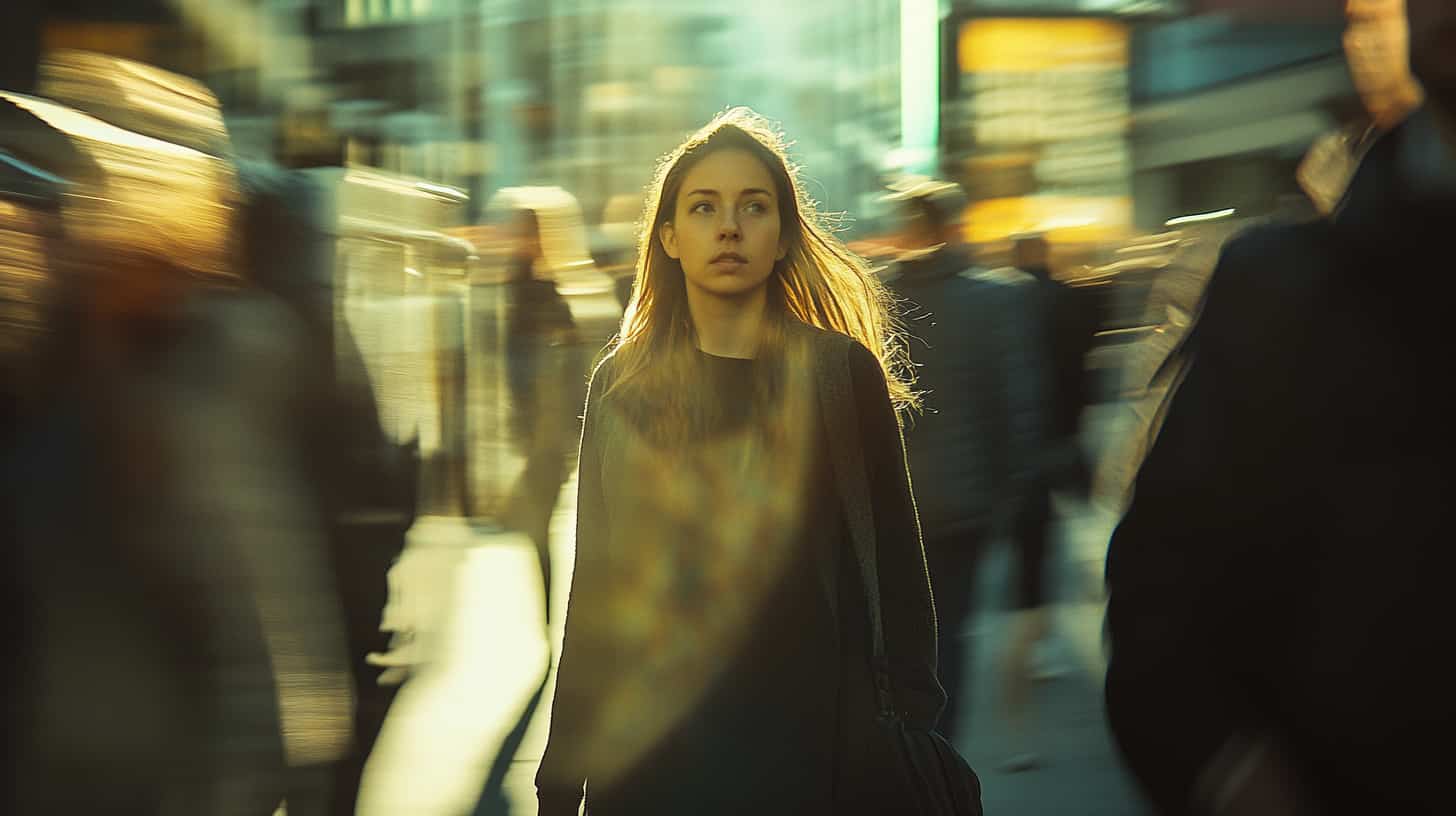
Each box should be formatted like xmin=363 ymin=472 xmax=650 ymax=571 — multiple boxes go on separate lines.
xmin=744 ymin=201 xmax=767 ymax=214
xmin=690 ymin=201 xmax=713 ymax=214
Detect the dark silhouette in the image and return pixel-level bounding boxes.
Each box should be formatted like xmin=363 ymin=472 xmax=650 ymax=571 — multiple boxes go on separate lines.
xmin=1104 ymin=14 xmax=1456 ymax=815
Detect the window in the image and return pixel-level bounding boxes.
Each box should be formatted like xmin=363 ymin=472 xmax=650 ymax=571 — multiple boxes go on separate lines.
xmin=347 ymin=0 xmax=432 ymax=27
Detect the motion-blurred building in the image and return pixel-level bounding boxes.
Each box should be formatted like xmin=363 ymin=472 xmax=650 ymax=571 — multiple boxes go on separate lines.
xmin=281 ymin=0 xmax=934 ymax=233
xmin=525 ymin=0 xmax=739 ymax=227
xmin=1128 ymin=1 xmax=1352 ymax=230
xmin=1124 ymin=0 xmax=1447 ymax=229
xmin=773 ymin=0 xmax=906 ymax=234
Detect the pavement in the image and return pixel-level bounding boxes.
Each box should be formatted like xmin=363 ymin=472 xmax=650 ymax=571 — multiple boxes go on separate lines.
xmin=955 ymin=500 xmax=1151 ymax=816
xmin=357 ymin=405 xmax=1153 ymax=815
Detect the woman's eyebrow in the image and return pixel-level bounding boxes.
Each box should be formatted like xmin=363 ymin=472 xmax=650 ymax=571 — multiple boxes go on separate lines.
xmin=684 ymin=187 xmax=773 ymax=198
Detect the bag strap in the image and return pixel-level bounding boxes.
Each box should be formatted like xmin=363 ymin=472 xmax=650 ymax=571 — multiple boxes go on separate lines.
xmin=812 ymin=329 xmax=897 ymax=719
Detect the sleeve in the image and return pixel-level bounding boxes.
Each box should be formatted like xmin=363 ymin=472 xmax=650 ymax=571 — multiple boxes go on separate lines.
xmin=847 ymin=341 xmax=946 ymax=731
xmin=1102 ymin=235 xmax=1291 ymax=814
xmin=535 ymin=359 xmax=614 ymax=816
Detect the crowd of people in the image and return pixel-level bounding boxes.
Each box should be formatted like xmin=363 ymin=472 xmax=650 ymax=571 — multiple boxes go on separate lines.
xmin=5 ymin=1 xmax=1455 ymax=814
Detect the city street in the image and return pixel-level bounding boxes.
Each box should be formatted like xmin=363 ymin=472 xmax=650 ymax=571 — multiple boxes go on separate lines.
xmin=360 ymin=408 xmax=1151 ymax=816
xmin=11 ymin=3 xmax=1447 ymax=815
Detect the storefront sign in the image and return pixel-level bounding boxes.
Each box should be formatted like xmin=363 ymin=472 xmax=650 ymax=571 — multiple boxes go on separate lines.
xmin=950 ymin=17 xmax=1133 ymax=240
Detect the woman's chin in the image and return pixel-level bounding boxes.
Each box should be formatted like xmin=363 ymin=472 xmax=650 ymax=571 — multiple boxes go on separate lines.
xmin=689 ymin=275 xmax=772 ymax=301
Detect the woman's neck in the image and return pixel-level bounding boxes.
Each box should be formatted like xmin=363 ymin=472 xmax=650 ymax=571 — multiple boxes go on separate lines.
xmin=686 ymin=284 xmax=768 ymax=359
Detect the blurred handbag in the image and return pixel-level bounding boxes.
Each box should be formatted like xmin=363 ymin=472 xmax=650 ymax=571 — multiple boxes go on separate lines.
xmin=810 ymin=328 xmax=985 ymax=816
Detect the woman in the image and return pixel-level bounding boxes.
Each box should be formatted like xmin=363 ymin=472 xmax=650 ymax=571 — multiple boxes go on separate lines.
xmin=536 ymin=108 xmax=945 ymax=815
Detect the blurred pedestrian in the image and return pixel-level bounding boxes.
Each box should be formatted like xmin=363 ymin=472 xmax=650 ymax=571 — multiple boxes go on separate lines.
xmin=236 ymin=158 xmax=420 ymax=816
xmin=537 ymin=108 xmax=978 ymax=816
xmin=1012 ymin=233 xmax=1099 ymax=499
xmin=6 ymin=50 xmax=353 ymax=815
xmin=1103 ymin=4 xmax=1456 ymax=814
xmin=499 ymin=201 xmax=584 ymax=627
xmin=880 ymin=178 xmax=1048 ymax=759
xmin=999 ymin=231 xmax=1100 ymax=770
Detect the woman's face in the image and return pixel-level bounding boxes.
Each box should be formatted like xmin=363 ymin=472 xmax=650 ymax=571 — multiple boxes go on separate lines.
xmin=660 ymin=148 xmax=788 ymax=301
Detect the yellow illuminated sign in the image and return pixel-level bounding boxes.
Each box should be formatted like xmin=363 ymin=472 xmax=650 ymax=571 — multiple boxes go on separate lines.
xmin=958 ymin=18 xmax=1129 ymax=74
xmin=962 ymin=196 xmax=1132 ymax=244
xmin=954 ymin=18 xmax=1133 ymax=243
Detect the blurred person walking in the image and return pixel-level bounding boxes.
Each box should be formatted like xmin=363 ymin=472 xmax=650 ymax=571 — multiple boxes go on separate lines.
xmin=453 ymin=191 xmax=597 ymax=816
xmin=1103 ymin=3 xmax=1456 ymax=814
xmin=1012 ymin=233 xmax=1100 ymax=500
xmin=236 ymin=159 xmax=420 ymax=816
xmin=536 ymin=108 xmax=980 ymax=816
xmin=4 ymin=51 xmax=356 ymax=815
xmin=1000 ymin=232 xmax=1102 ymax=769
xmin=880 ymin=178 xmax=1048 ymax=761
xmin=499 ymin=198 xmax=587 ymax=628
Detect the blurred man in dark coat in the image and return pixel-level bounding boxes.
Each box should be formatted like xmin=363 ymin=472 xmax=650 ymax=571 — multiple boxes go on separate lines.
xmin=883 ymin=177 xmax=1048 ymax=750
xmin=236 ymin=159 xmax=419 ymax=816
xmin=1012 ymin=233 xmax=1100 ymax=498
xmin=5 ymin=51 xmax=356 ymax=814
xmin=1103 ymin=4 xmax=1456 ymax=814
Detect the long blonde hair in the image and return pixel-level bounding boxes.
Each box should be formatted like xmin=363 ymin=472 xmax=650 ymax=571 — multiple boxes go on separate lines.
xmin=607 ymin=107 xmax=917 ymax=418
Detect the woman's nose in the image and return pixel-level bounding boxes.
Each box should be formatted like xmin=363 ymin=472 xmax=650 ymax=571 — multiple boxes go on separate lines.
xmin=718 ymin=213 xmax=741 ymax=240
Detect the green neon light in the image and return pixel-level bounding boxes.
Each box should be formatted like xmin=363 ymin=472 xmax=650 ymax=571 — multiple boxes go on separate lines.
xmin=900 ymin=0 xmax=940 ymax=173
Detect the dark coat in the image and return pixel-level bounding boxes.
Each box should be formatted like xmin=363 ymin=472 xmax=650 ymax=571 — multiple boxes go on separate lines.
xmin=537 ymin=322 xmax=943 ymax=816
xmin=11 ymin=291 xmax=354 ymax=814
xmin=888 ymin=249 xmax=1048 ymax=538
xmin=236 ymin=161 xmax=418 ymax=815
xmin=504 ymin=274 xmax=583 ymax=450
xmin=1022 ymin=265 xmax=1100 ymax=442
xmin=1104 ymin=106 xmax=1456 ymax=815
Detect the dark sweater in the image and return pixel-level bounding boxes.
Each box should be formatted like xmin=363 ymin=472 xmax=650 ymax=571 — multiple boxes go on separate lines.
xmin=537 ymin=331 xmax=941 ymax=816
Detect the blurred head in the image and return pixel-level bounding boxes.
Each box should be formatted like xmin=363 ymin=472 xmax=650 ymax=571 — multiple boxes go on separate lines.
xmin=509 ymin=208 xmax=543 ymax=269
xmin=1344 ymin=0 xmax=1425 ymax=127
xmin=883 ymin=175 xmax=968 ymax=251
xmin=613 ymin=106 xmax=917 ymax=411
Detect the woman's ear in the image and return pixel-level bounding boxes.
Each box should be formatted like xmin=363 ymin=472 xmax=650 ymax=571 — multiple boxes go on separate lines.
xmin=660 ymin=221 xmax=680 ymax=260
xmin=775 ymin=240 xmax=788 ymax=261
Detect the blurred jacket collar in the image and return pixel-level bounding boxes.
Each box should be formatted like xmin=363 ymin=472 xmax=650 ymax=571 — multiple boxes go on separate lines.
xmin=889 ymin=245 xmax=972 ymax=286
xmin=1335 ymin=105 xmax=1456 ymax=253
